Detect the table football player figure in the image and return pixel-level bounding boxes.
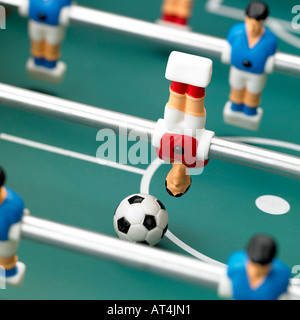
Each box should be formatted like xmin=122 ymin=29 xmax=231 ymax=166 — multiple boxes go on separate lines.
xmin=18 ymin=0 xmax=73 ymax=83
xmin=222 ymin=1 xmax=278 ymax=131
xmin=158 ymin=0 xmax=194 ymax=29
xmin=0 ymin=167 xmax=26 ymax=287
xmin=152 ymin=51 xmax=215 ymax=197
xmin=218 ymin=234 xmax=290 ymax=300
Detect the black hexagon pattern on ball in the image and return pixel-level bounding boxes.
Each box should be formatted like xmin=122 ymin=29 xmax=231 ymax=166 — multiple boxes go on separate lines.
xmin=128 ymin=195 xmax=144 ymax=205
xmin=143 ymin=215 xmax=157 ymax=230
xmin=117 ymin=217 xmax=131 ymax=234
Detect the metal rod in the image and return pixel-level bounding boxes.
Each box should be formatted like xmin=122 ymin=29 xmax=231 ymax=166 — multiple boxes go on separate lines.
xmin=70 ymin=5 xmax=227 ymax=58
xmin=20 ymin=215 xmax=300 ymax=299
xmin=0 ymin=82 xmax=155 ymax=137
xmin=0 ymin=82 xmax=300 ymax=180
xmin=1 ymin=0 xmax=300 ymax=77
xmin=209 ymin=137 xmax=300 ymax=180
xmin=21 ymin=215 xmax=225 ymax=290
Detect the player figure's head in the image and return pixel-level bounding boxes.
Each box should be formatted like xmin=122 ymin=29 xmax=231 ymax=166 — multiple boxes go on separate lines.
xmin=246 ymin=234 xmax=277 ymax=277
xmin=245 ymin=1 xmax=269 ymax=38
xmin=0 ymin=167 xmax=6 ymax=188
xmin=246 ymin=234 xmax=277 ymax=265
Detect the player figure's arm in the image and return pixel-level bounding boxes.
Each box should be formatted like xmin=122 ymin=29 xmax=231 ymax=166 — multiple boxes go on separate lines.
xmin=59 ymin=1 xmax=73 ymax=27
xmin=8 ymin=222 xmax=22 ymax=242
xmin=221 ymin=24 xmax=239 ymax=65
xmin=264 ymin=36 xmax=278 ymax=74
xmin=18 ymin=0 xmax=29 ymax=17
xmin=7 ymin=208 xmax=30 ymax=242
xmin=217 ymin=273 xmax=233 ymax=299
xmin=221 ymin=24 xmax=243 ymax=65
xmin=221 ymin=42 xmax=231 ymax=65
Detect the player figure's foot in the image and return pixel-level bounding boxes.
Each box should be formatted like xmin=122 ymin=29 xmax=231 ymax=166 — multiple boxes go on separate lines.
xmin=243 ymin=105 xmax=258 ymax=116
xmin=34 ymin=57 xmax=45 ymax=66
xmin=26 ymin=58 xmax=67 ymax=84
xmin=230 ymin=101 xmax=244 ymax=112
xmin=43 ymin=59 xmax=58 ymax=69
xmin=0 ymin=261 xmax=26 ymax=287
xmin=165 ymin=163 xmax=191 ymax=197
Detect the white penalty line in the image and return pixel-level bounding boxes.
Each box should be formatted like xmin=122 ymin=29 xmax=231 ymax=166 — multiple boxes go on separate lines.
xmin=1 ymin=132 xmax=223 ymax=266
xmin=140 ymin=158 xmax=225 ymax=266
xmin=0 ymin=133 xmax=146 ymax=175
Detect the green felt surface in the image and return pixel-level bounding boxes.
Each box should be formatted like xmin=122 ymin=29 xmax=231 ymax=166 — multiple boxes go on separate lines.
xmin=0 ymin=0 xmax=299 ymax=300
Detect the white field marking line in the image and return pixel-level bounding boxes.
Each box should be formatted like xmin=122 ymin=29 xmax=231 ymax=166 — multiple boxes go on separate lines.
xmin=0 ymin=133 xmax=146 ymax=175
xmin=140 ymin=158 xmax=225 ymax=266
xmin=140 ymin=136 xmax=300 ymax=265
xmin=222 ymin=136 xmax=300 ymax=153
xmin=205 ymin=0 xmax=300 ymax=48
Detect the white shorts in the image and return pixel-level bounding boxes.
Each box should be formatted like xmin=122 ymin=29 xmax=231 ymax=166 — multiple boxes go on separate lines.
xmin=29 ymin=20 xmax=66 ymax=46
xmin=229 ymin=66 xmax=267 ymax=94
xmin=0 ymin=240 xmax=19 ymax=258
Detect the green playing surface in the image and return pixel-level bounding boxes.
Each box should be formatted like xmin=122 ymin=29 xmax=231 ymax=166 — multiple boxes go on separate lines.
xmin=0 ymin=0 xmax=299 ymax=300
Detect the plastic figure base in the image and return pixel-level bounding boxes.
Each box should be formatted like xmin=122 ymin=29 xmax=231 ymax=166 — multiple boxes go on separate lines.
xmin=223 ymin=101 xmax=263 ymax=131
xmin=26 ymin=58 xmax=66 ymax=84
xmin=1 ymin=262 xmax=26 ymax=287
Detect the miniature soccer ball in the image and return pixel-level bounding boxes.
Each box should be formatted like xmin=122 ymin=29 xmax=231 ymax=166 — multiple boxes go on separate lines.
xmin=113 ymin=193 xmax=169 ymax=246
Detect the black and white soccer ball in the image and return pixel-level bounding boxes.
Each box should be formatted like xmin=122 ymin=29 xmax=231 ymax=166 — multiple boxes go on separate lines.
xmin=113 ymin=193 xmax=169 ymax=246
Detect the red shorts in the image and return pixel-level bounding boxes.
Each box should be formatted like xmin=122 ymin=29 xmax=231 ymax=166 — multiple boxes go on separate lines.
xmin=156 ymin=133 xmax=209 ymax=168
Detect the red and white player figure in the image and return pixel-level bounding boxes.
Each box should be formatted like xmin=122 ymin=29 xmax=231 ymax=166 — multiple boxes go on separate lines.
xmin=152 ymin=51 xmax=215 ymax=197
xmin=158 ymin=0 xmax=194 ymax=28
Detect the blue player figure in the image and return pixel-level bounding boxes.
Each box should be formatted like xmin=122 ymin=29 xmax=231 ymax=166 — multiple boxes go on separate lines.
xmin=18 ymin=0 xmax=73 ymax=83
xmin=219 ymin=234 xmax=290 ymax=300
xmin=222 ymin=1 xmax=278 ymax=131
xmin=0 ymin=167 xmax=26 ymax=287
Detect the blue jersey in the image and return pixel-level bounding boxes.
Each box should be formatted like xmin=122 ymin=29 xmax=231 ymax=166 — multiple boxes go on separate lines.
xmin=0 ymin=188 xmax=24 ymax=241
xmin=228 ymin=23 xmax=277 ymax=74
xmin=227 ymin=251 xmax=290 ymax=300
xmin=29 ymin=0 xmax=72 ymax=26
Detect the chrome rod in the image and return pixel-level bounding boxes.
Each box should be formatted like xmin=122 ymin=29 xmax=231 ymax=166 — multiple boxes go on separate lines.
xmin=0 ymin=82 xmax=155 ymax=138
xmin=209 ymin=137 xmax=300 ymax=180
xmin=20 ymin=215 xmax=300 ymax=300
xmin=21 ymin=215 xmax=225 ymax=290
xmin=70 ymin=5 xmax=227 ymax=58
xmin=0 ymin=82 xmax=299 ymax=180
xmin=1 ymin=0 xmax=300 ymax=77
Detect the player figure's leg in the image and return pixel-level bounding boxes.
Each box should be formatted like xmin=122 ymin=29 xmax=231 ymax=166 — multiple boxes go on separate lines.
xmin=164 ymin=82 xmax=192 ymax=197
xmin=0 ymin=238 xmax=26 ymax=286
xmin=30 ymin=40 xmax=45 ymax=66
xmin=164 ymin=81 xmax=186 ymax=130
xmin=174 ymin=0 xmax=194 ymax=25
xmin=228 ymin=66 xmax=246 ymax=112
xmin=243 ymin=91 xmax=261 ymax=115
xmin=229 ymin=88 xmax=245 ymax=111
xmin=43 ymin=42 xmax=61 ymax=69
xmin=184 ymin=85 xmax=206 ymax=136
xmin=0 ymin=254 xmax=18 ymax=277
xmin=185 ymin=85 xmax=206 ymax=117
xmin=165 ymin=162 xmax=191 ymax=197
xmin=224 ymin=67 xmax=266 ymax=130
xmin=28 ymin=20 xmax=66 ymax=70
xmin=161 ymin=0 xmax=177 ymax=23
xmin=243 ymin=72 xmax=267 ymax=116
xmin=43 ymin=25 xmax=66 ymax=69
xmin=29 ymin=20 xmax=46 ymax=66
